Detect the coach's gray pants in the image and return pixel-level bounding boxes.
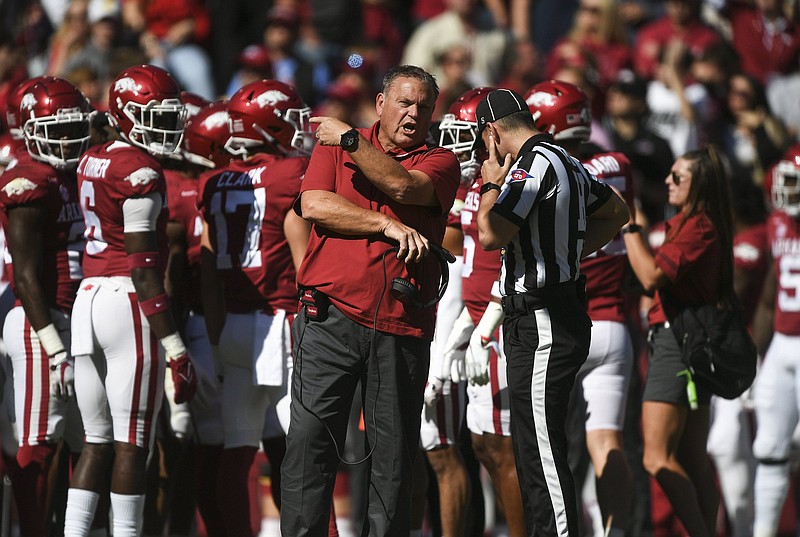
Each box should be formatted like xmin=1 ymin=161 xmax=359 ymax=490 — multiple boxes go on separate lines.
xmin=280 ymin=303 xmax=429 ymax=536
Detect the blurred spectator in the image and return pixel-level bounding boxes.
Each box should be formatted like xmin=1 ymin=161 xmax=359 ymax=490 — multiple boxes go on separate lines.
xmin=224 ymin=45 xmax=274 ymax=97
xmin=720 ymin=72 xmax=789 ymax=184
xmin=497 ymin=38 xmax=541 ymax=95
xmin=723 ymin=0 xmax=800 ymax=86
xmin=60 ymin=1 xmax=120 ymax=83
xmin=208 ymin=0 xmax=271 ymax=96
xmin=432 ymin=44 xmax=473 ymax=120
xmin=45 ymin=0 xmax=91 ymax=76
xmin=19 ymin=1 xmax=56 ymax=76
xmin=402 ymin=0 xmax=511 ymax=87
xmin=314 ymin=80 xmax=361 ymax=125
xmin=65 ymin=64 xmax=104 ymax=108
xmin=359 ymin=0 xmax=406 ymax=77
xmin=645 ymin=40 xmax=712 ymax=162
xmin=410 ymin=0 xmax=446 ymax=25
xmin=633 ymin=0 xmax=720 ymax=79
xmin=527 ymin=0 xmax=579 ymax=57
xmin=618 ymin=0 xmax=666 ymax=34
xmin=545 ymin=0 xmax=632 ymax=95
xmin=243 ymin=5 xmax=329 ymax=106
xmin=122 ymin=0 xmax=216 ymax=99
xmin=604 ymin=72 xmax=674 ymax=226
xmin=690 ymin=41 xmax=740 ymax=110
xmin=767 ymin=69 xmax=800 ymax=142
xmin=0 ymin=31 xmax=27 ymax=125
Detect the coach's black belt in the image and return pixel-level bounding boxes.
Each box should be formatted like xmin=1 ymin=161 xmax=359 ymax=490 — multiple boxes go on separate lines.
xmin=501 ymin=278 xmax=585 ymax=315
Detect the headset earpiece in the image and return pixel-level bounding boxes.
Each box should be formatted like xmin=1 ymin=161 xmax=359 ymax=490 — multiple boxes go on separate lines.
xmin=387 ymin=243 xmax=453 ymax=309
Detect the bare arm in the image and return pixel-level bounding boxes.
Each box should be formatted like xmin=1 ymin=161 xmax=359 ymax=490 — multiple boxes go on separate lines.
xmin=6 ymin=204 xmax=55 ymax=331
xmin=623 ymin=227 xmax=669 ymax=292
xmin=752 ymin=260 xmax=776 ymax=357
xmin=310 ymin=116 xmax=439 ymax=207
xmin=284 ymin=209 xmax=310 ymax=273
xmin=583 ymin=192 xmax=630 ymax=257
xmin=199 ymin=222 xmax=225 ymax=346
xmin=299 ymin=189 xmax=430 ymax=263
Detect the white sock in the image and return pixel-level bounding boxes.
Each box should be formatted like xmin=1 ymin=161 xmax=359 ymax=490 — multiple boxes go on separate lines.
xmin=110 ymin=492 xmax=145 ymax=537
xmin=337 ymin=516 xmax=356 ymax=537
xmin=754 ymin=462 xmax=789 ymax=537
xmin=259 ymin=517 xmax=280 ymax=537
xmin=65 ymin=488 xmax=100 ymax=537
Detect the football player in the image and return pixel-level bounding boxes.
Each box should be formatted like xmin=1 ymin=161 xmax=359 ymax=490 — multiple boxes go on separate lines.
xmin=442 ymin=87 xmax=526 ymax=537
xmin=64 ymin=64 xmax=196 ymax=537
xmin=0 ymin=76 xmax=90 ymax=537
xmin=752 ymin=145 xmax=800 ymax=537
xmin=197 ymin=79 xmax=312 ymax=537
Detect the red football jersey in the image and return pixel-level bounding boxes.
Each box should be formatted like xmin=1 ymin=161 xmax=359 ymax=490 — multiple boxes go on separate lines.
xmin=76 ymin=141 xmax=168 ymax=278
xmin=733 ymin=223 xmax=769 ymax=328
xmin=580 ymin=151 xmax=634 ymax=323
xmin=166 ymin=169 xmax=203 ymax=312
xmin=460 ymin=177 xmax=502 ymax=324
xmin=768 ymin=210 xmax=800 ymax=336
xmin=0 ymin=159 xmax=84 ymax=312
xmin=198 ymin=153 xmax=306 ymax=314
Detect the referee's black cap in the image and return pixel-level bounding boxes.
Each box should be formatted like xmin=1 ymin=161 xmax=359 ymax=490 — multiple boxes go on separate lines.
xmin=473 ymin=89 xmax=529 ymax=150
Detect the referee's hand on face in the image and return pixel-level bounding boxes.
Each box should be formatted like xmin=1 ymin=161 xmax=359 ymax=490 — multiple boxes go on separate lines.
xmin=481 ymin=131 xmax=512 ymax=187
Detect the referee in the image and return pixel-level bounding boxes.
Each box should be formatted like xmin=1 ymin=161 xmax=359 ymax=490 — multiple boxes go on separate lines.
xmin=474 ymin=89 xmax=629 ymax=537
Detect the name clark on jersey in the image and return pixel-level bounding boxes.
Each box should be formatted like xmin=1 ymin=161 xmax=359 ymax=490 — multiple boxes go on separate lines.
xmin=216 ymin=166 xmax=266 ymax=188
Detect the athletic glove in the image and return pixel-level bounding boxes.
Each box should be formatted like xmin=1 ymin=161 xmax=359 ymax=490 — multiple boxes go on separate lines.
xmin=465 ymin=300 xmax=504 ymax=386
xmin=424 ymin=307 xmax=473 ymax=406
xmin=49 ymin=351 xmax=75 ymax=401
xmin=161 ymin=333 xmax=197 ymax=404
xmin=168 ymin=353 xmax=196 ymax=404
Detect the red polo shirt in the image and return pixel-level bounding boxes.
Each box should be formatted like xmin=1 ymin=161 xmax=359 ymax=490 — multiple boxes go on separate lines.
xmin=649 ymin=211 xmax=722 ymax=326
xmin=296 ymin=121 xmax=460 ymax=339
xmin=633 ymin=17 xmax=720 ymax=79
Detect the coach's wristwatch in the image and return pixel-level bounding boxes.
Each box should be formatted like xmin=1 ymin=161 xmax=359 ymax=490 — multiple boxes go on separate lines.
xmin=340 ymin=128 xmax=359 ymax=152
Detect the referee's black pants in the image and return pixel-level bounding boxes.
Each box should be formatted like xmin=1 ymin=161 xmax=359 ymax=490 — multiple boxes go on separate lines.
xmin=503 ymin=289 xmax=591 ymax=537
xmin=280 ymin=303 xmax=430 ymax=537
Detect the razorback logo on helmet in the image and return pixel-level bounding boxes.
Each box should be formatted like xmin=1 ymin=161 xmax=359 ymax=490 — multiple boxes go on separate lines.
xmin=256 ymin=90 xmax=289 ymax=108
xmin=525 ymin=91 xmax=555 ymax=108
xmin=511 ymin=169 xmax=531 ymax=182
xmin=114 ymin=77 xmax=140 ymax=94
xmin=124 ymin=167 xmax=159 ymax=187
xmin=2 ymin=177 xmax=37 ymax=196
xmin=203 ymin=111 xmax=230 ymax=129
xmin=20 ymin=92 xmax=36 ymax=111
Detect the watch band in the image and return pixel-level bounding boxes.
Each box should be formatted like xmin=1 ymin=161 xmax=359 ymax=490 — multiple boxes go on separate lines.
xmin=621 ymin=223 xmax=642 ymax=234
xmin=479 ymin=183 xmax=501 ymax=196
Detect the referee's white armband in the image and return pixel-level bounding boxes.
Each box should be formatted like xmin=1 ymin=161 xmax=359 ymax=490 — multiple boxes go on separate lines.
xmin=36 ymin=323 xmax=66 ymax=358
xmin=122 ymin=192 xmax=163 ymax=233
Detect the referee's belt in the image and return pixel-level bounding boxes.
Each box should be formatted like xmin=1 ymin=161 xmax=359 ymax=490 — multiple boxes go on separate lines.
xmin=501 ymin=278 xmax=585 ymax=315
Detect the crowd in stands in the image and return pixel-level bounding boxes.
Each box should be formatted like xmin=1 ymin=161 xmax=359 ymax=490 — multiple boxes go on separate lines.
xmin=1 ymin=0 xmax=800 ymax=536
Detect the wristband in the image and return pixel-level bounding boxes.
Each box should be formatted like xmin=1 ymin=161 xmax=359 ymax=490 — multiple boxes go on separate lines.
xmin=36 ymin=323 xmax=66 ymax=357
xmin=479 ymin=183 xmax=501 ymax=196
xmin=127 ymin=251 xmax=159 ymax=271
xmin=476 ymin=300 xmax=504 ymax=340
xmin=139 ymin=293 xmax=169 ymax=318
xmin=621 ymin=224 xmax=642 ymax=235
xmin=161 ymin=333 xmax=187 ymax=360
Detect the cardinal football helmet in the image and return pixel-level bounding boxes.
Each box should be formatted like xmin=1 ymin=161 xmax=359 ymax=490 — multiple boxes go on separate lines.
xmin=226 ymin=79 xmax=313 ymax=157
xmin=180 ymin=91 xmax=211 ymax=119
xmin=439 ymin=86 xmax=496 ymax=183
xmin=6 ymin=77 xmax=48 ymax=139
xmin=19 ymin=77 xmax=91 ymax=169
xmin=772 ymin=145 xmax=800 ymax=217
xmin=183 ymin=101 xmax=234 ymax=169
xmin=108 ymin=65 xmax=186 ymax=156
xmin=525 ymin=80 xmax=591 ymax=141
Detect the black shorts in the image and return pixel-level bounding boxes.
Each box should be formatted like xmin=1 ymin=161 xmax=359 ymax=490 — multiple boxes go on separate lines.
xmin=642 ymin=323 xmax=712 ymax=406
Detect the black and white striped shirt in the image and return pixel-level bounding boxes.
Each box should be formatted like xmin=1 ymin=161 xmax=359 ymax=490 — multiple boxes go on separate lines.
xmin=491 ymin=134 xmax=613 ymax=295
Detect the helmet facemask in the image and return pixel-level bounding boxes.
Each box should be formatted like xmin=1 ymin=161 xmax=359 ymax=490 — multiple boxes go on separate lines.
xmin=773 ymin=160 xmax=800 ymax=217
xmin=118 ymin=98 xmax=186 ymax=156
xmin=23 ymin=108 xmax=91 ymax=170
xmin=439 ymin=114 xmax=480 ymax=183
